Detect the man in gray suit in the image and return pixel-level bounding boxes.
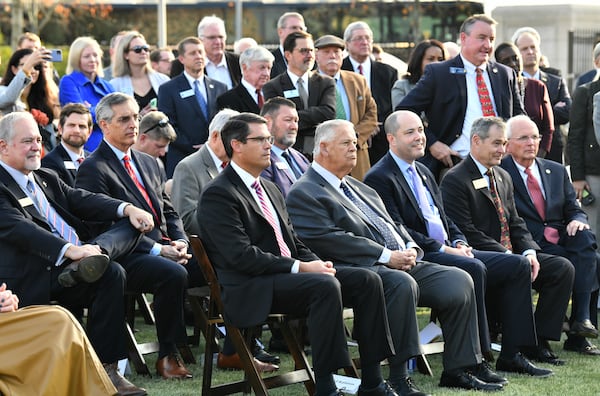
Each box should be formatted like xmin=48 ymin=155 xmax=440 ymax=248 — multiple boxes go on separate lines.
xmin=286 ymin=119 xmax=505 ymax=393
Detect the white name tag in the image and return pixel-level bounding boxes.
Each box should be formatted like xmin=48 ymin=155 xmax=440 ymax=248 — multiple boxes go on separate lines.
xmin=63 ymin=161 xmax=76 ymax=170
xmin=18 ymin=197 xmax=34 ymax=207
xmin=472 ymin=178 xmax=487 ymax=190
xmin=283 ymin=89 xmax=299 ymax=99
xmin=275 ymin=161 xmax=289 ymax=170
xmin=179 ymin=89 xmax=195 ymax=99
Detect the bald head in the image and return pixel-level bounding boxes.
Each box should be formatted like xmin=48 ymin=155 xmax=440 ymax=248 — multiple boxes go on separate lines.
xmin=506 ymin=115 xmax=540 ymax=167
xmin=384 ymin=111 xmax=426 ymax=162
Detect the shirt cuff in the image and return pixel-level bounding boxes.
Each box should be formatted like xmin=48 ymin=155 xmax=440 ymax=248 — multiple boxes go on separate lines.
xmin=117 ymin=202 xmax=131 ymax=217
xmin=56 ymin=243 xmax=72 ymax=266
xmin=522 ymin=249 xmax=536 ymax=258
xmin=406 ymin=242 xmax=423 ymax=260
xmin=439 ymin=245 xmax=446 ymax=253
xmin=150 ymin=243 xmax=162 ymax=256
xmin=291 ymin=260 xmax=300 ymax=273
xmin=378 ymin=248 xmax=391 ymax=264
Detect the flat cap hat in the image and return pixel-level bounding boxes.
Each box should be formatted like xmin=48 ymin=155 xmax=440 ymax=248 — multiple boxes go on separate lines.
xmin=314 ymin=35 xmax=345 ymax=50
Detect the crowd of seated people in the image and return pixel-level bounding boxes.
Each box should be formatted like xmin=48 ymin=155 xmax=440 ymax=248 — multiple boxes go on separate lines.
xmin=1 ymin=12 xmax=600 ymax=395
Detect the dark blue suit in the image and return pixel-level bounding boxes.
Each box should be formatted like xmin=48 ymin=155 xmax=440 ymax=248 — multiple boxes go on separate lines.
xmin=41 ymin=144 xmax=88 ymax=187
xmin=364 ymin=153 xmax=536 ymax=353
xmin=261 ymin=148 xmax=309 ymax=197
xmin=158 ymin=73 xmax=227 ymax=177
xmin=397 ymin=56 xmax=524 ymax=176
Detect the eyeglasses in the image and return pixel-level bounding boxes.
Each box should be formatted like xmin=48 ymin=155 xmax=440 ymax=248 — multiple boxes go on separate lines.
xmin=510 ymin=135 xmax=540 ymax=142
xmin=245 ymin=136 xmax=274 ymax=145
xmin=295 ymin=48 xmax=314 ymax=55
xmin=129 ymin=45 xmax=150 ymax=54
xmin=141 ymin=118 xmax=169 ymax=134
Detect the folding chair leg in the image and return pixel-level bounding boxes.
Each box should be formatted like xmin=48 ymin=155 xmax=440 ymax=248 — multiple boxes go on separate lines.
xmin=227 ymin=325 xmax=269 ymax=395
xmin=125 ymin=322 xmax=152 ymax=376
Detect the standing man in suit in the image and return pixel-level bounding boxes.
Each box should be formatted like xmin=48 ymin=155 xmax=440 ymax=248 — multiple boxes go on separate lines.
xmin=575 ymin=43 xmax=600 ymax=87
xmin=217 ymin=46 xmax=274 ymax=113
xmin=263 ymin=31 xmax=336 ymax=157
xmin=341 ymin=21 xmax=397 ymax=165
xmin=513 ymin=27 xmax=571 ymax=163
xmin=0 ymin=111 xmax=153 ymax=396
xmin=440 ymin=116 xmax=575 ymax=367
xmin=364 ymin=110 xmax=547 ymax=373
xmin=76 ymin=93 xmax=194 ymax=380
xmin=287 ymin=119 xmax=506 ymax=392
xmin=197 ymin=15 xmax=242 ymax=89
xmin=270 ymin=12 xmax=307 ymax=79
xmin=199 ymin=113 xmax=399 ymax=396
xmin=41 ymin=103 xmax=91 ymax=186
xmin=158 ymin=36 xmax=228 ymax=177
xmin=260 ymin=97 xmax=309 ymax=197
xmin=501 ymin=115 xmax=600 ymax=356
xmin=315 ymin=34 xmax=378 ymax=180
xmin=398 ymin=14 xmax=524 ymax=179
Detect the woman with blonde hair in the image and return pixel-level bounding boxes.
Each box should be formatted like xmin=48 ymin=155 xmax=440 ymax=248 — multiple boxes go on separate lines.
xmin=59 ymin=36 xmax=114 ymax=151
xmin=110 ymin=31 xmax=169 ymax=116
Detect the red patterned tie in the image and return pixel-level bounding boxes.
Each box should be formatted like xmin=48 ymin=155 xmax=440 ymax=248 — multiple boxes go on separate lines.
xmin=251 ymin=180 xmax=291 ymax=257
xmin=485 ymin=169 xmax=512 ymax=250
xmin=476 ymin=68 xmax=496 ymax=117
xmin=122 ymin=155 xmax=159 ymax=223
xmin=525 ymin=167 xmax=559 ymax=244
xmin=256 ymin=89 xmax=264 ymax=109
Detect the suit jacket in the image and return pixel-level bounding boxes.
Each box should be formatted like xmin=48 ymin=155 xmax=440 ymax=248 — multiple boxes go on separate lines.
xmin=204 ymin=52 xmax=242 ymax=88
xmin=576 ymin=69 xmax=597 ymax=87
xmin=523 ymin=78 xmax=554 ymax=153
xmin=338 ymin=70 xmax=378 ymax=180
xmin=364 ymin=153 xmax=466 ymax=253
xmin=286 ymin=166 xmax=421 ymax=267
xmin=567 ymin=80 xmax=600 ymax=179
xmin=263 ymin=71 xmax=335 ymax=153
xmin=76 ymin=141 xmax=186 ymax=253
xmin=539 ymin=70 xmax=571 ymax=126
xmin=594 ymin=90 xmax=600 ymax=145
xmin=439 ymin=155 xmax=538 ymax=254
xmin=198 ymin=165 xmax=318 ymax=327
xmin=397 ymin=56 xmax=524 ymax=173
xmin=501 ymin=156 xmax=587 ymax=242
xmin=170 ymin=144 xmax=220 ymax=236
xmin=260 ymin=148 xmax=309 ymax=197
xmin=41 ymin=145 xmax=87 ymax=187
xmin=216 ymin=83 xmax=260 ymax=114
xmin=157 ymin=73 xmax=227 ymax=177
xmin=0 ymin=167 xmax=125 ymax=306
xmin=270 ymin=48 xmax=287 ymax=79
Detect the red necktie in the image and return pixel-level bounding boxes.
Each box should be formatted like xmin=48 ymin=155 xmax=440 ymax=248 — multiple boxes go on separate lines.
xmin=76 ymin=157 xmax=84 ymax=165
xmin=122 ymin=155 xmax=159 ymax=223
xmin=221 ymin=161 xmax=228 ymax=169
xmin=357 ymin=64 xmax=364 ymax=75
xmin=251 ymin=180 xmax=291 ymax=257
xmin=485 ymin=169 xmax=512 ymax=250
xmin=256 ymin=89 xmax=264 ymax=109
xmin=476 ymin=68 xmax=496 ymax=117
xmin=525 ymin=167 xmax=559 ymax=244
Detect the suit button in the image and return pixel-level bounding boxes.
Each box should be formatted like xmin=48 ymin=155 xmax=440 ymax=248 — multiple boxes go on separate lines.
xmin=46 ymin=266 xmax=51 ymax=271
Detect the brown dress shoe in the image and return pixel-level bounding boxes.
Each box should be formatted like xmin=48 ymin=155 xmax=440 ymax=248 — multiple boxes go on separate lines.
xmin=103 ymin=363 xmax=147 ymax=396
xmin=217 ymin=352 xmax=279 ymax=373
xmin=156 ymin=353 xmax=193 ymax=379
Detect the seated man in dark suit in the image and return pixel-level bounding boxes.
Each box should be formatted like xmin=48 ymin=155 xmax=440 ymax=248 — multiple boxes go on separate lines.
xmin=364 ymin=110 xmax=545 ymax=373
xmin=263 ymin=30 xmax=336 ymax=157
xmin=41 ymin=103 xmax=92 ymax=186
xmin=199 ymin=113 xmax=398 ymax=396
xmin=260 ymin=97 xmax=309 ymax=197
xmin=440 ymin=117 xmax=575 ymax=368
xmin=287 ymin=119 xmax=506 ymax=392
xmin=0 ymin=111 xmax=152 ymax=396
xmin=217 ymin=46 xmax=274 ymax=114
xmin=76 ymin=93 xmax=193 ymax=380
xmin=501 ymin=115 xmax=600 ymax=356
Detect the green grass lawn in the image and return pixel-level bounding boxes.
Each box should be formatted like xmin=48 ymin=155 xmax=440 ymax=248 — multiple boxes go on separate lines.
xmin=128 ymin=306 xmax=600 ymax=396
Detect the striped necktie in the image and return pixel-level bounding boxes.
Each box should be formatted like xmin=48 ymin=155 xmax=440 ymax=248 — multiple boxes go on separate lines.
xmin=485 ymin=169 xmax=512 ymax=250
xmin=251 ymin=180 xmax=291 ymax=257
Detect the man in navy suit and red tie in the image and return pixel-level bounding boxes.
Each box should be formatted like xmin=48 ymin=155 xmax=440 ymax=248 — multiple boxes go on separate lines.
xmin=397 ymin=14 xmax=524 ymax=179
xmin=501 ymin=115 xmax=600 ymax=356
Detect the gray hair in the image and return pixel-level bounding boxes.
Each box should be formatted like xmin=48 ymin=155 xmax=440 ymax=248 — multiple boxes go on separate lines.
xmin=239 ymin=46 xmax=275 ymax=69
xmin=233 ymin=37 xmax=258 ymax=54
xmin=313 ymin=119 xmax=355 ymax=157
xmin=470 ymin=116 xmax=506 ymax=140
xmin=343 ymin=21 xmax=372 ymax=43
xmin=96 ymin=92 xmax=139 ymax=123
xmin=277 ymin=12 xmax=305 ymax=29
xmin=0 ymin=112 xmax=35 ymax=143
xmin=209 ymin=108 xmax=240 ymax=135
xmin=460 ymin=14 xmax=497 ymax=35
xmin=197 ymin=15 xmax=226 ymax=39
xmin=384 ymin=111 xmax=402 ymax=136
xmin=511 ymin=27 xmax=541 ymax=46
xmin=505 ymin=115 xmax=536 ymax=139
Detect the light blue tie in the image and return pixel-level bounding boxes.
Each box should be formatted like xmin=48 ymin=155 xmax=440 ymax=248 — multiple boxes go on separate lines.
xmin=193 ymin=80 xmax=209 ymax=120
xmin=407 ymin=165 xmax=447 ymax=243
xmin=27 ymin=179 xmax=81 ymax=245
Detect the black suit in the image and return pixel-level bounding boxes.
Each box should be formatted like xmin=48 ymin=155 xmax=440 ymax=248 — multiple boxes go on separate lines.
xmin=0 ymin=166 xmax=141 ymax=363
xmin=198 ymin=164 xmax=393 ymax=376
xmin=270 ymin=48 xmax=287 ymax=79
xmin=341 ymin=57 xmax=397 ymax=164
xmin=217 ymin=83 xmax=260 ymax=114
xmin=364 ymin=153 xmax=537 ymax=353
xmin=538 ymin=70 xmax=571 ymax=163
xmin=263 ymin=71 xmax=335 ymax=155
xmin=204 ymin=52 xmax=242 ymax=88
xmin=41 ymin=144 xmax=86 ymax=186
xmin=440 ymin=155 xmax=574 ymax=341
xmin=76 ymin=141 xmax=189 ymax=348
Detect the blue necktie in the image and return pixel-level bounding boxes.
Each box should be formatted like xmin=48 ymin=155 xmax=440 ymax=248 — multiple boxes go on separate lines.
xmin=281 ymin=151 xmax=302 ymax=179
xmin=27 ymin=179 xmax=81 ymax=246
xmin=193 ymin=80 xmax=209 ymax=120
xmin=407 ymin=165 xmax=447 ymax=244
xmin=340 ymin=181 xmax=403 ymax=250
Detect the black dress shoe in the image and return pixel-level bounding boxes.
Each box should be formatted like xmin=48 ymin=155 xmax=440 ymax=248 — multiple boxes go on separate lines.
xmin=58 ymin=254 xmax=110 ymax=287
xmin=496 ymin=353 xmax=553 ymax=377
xmin=390 ymin=376 xmax=430 ymax=396
xmin=253 ymin=347 xmax=281 ymax=364
xmin=564 ymin=337 xmax=600 ymax=356
xmin=439 ymin=371 xmax=503 ymax=391
xmin=357 ymin=381 xmax=398 ymax=396
xmin=470 ymin=361 xmax=508 ymax=385
xmin=569 ymin=319 xmax=599 ymax=338
xmin=521 ymin=345 xmax=565 ymax=366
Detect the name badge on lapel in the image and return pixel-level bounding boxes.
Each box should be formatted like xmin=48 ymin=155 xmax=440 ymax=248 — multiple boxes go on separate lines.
xmin=283 ymin=89 xmax=300 ymax=99
xmin=63 ymin=161 xmax=76 ymax=170
xmin=276 ymin=161 xmax=289 ymax=170
xmin=179 ymin=89 xmax=195 ymax=99
xmin=472 ymin=178 xmax=487 ymax=190
xmin=18 ymin=197 xmax=34 ymax=207
xmin=449 ymin=67 xmax=467 ymax=75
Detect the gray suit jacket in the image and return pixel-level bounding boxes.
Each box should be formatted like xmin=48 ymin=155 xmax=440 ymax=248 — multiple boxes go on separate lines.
xmin=170 ymin=144 xmax=220 ymax=236
xmin=286 ymin=166 xmax=421 ymax=267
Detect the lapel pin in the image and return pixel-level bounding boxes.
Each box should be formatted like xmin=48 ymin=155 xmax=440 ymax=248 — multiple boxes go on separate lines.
xmin=42 ymin=181 xmax=48 ymax=187
xmin=545 ymin=169 xmax=551 ymax=174
xmin=492 ymin=67 xmax=498 ymax=73
xmin=208 ymin=84 xmax=214 ymax=89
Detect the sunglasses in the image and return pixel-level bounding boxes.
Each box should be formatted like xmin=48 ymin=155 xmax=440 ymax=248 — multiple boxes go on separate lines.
xmin=141 ymin=118 xmax=169 ymax=134
xmin=129 ymin=45 xmax=150 ymax=54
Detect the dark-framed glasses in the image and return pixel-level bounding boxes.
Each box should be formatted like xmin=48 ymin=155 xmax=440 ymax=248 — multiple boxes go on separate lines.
xmin=141 ymin=118 xmax=169 ymax=134
xmin=129 ymin=45 xmax=150 ymax=54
